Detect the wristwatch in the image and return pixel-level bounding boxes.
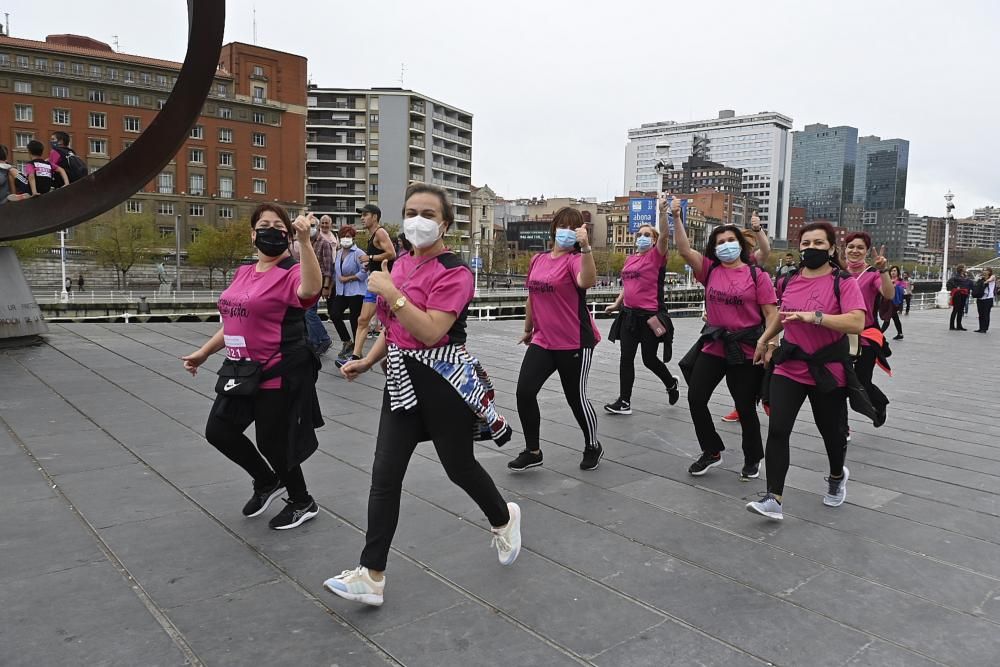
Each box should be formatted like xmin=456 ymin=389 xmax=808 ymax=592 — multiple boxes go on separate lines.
xmin=391 ymin=296 xmax=407 ymax=313
xmin=813 ymin=311 xmax=824 ymax=326
xmin=579 ymin=245 xmax=593 ymax=254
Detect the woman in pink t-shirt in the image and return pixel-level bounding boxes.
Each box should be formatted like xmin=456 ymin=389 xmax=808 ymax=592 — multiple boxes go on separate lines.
xmin=509 ymin=206 xmax=602 ymax=472
xmin=746 ymin=222 xmax=866 ymax=522
xmin=324 ymin=183 xmax=521 ymax=607
xmin=181 ymin=204 xmax=324 ymax=531
xmin=603 ymin=211 xmax=679 ymax=415
xmin=879 ymin=266 xmax=904 ymax=340
xmin=673 ymin=196 xmax=778 ymax=480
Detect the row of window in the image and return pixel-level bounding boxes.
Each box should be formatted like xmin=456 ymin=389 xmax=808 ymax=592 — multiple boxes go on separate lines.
xmin=150 ymin=173 xmax=267 ymax=197
xmin=126 ymin=191 xmax=262 ymax=218
xmin=1 ymin=54 xmax=187 ymax=89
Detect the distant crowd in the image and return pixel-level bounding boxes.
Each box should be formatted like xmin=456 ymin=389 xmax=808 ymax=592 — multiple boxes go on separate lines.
xmin=1 ymin=131 xmax=87 ymax=203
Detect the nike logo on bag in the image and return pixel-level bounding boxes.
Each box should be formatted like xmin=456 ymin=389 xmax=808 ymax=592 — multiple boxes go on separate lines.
xmin=224 ymin=379 xmax=241 ymax=391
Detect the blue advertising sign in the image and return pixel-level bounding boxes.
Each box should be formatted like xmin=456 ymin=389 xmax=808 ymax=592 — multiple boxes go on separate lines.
xmin=470 ymin=257 xmax=483 ymax=269
xmin=996 ymin=241 xmax=1000 ymax=256
xmin=628 ymin=198 xmax=657 ymax=233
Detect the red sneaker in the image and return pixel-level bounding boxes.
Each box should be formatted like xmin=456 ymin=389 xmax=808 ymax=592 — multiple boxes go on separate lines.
xmin=721 ymin=409 xmax=740 ymax=423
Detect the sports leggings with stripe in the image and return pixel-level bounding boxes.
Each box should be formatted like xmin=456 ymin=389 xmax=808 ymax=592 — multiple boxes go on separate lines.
xmin=516 ymin=344 xmax=599 ymax=452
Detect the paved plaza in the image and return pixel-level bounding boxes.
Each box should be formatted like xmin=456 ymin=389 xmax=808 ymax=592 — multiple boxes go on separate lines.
xmin=1 ymin=313 xmax=999 ymax=666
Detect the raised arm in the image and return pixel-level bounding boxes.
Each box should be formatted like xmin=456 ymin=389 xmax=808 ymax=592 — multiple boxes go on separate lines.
xmin=750 ymin=212 xmax=770 ymax=263
xmin=575 ymin=225 xmax=597 ymax=289
xmin=667 ymin=194 xmax=702 ymax=271
xmin=871 ymin=245 xmax=894 ymax=299
xmin=655 ymin=196 xmax=671 ymax=256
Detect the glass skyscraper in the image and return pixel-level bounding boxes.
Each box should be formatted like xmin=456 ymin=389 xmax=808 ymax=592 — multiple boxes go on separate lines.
xmin=854 ymin=136 xmax=909 ymax=211
xmin=789 ymin=123 xmax=859 ymax=224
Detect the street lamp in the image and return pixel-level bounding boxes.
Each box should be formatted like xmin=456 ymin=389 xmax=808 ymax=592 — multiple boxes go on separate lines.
xmin=936 ymin=190 xmax=956 ymax=308
xmin=652 ymin=143 xmax=673 ymax=232
xmin=59 ymin=229 xmax=68 ymax=303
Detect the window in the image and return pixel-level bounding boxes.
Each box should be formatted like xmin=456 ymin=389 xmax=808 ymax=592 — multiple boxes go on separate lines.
xmin=89 ymin=64 xmax=101 ymax=78
xmin=218 ymin=205 xmax=234 ymax=219
xmin=35 ymin=57 xmax=48 ymax=71
xmin=189 ymin=204 xmax=205 ymax=217
xmin=107 ymin=67 xmax=118 ymax=81
xmin=123 ymin=93 xmax=140 ymax=106
xmin=253 ymin=86 xmax=265 ymax=102
xmin=124 ymin=70 xmax=135 ymax=83
xmin=190 ymin=227 xmax=201 ymax=242
xmin=14 ymin=81 xmax=31 ymax=94
xmin=216 ymin=83 xmax=228 ymax=96
xmin=370 ymin=113 xmax=379 ymax=123
xmin=218 ymin=151 xmax=233 ymax=167
xmin=157 ymin=99 xmax=167 ymax=110
xmin=252 ymin=132 xmax=266 ymax=147
xmin=157 ymin=172 xmax=174 ymax=194
xmin=124 ymin=116 xmax=141 ymax=133
xmin=189 ymin=174 xmax=205 ymax=195
xmin=252 ymin=65 xmax=265 ymax=77
xmin=0 ymin=54 xmax=9 ymax=66
xmin=189 ymin=148 xmax=205 ymax=164
xmin=156 ymin=74 xmax=168 ymax=87
xmin=88 ymin=89 xmax=106 ymax=103
xmin=125 ymin=199 xmax=143 ymax=213
xmin=52 ymin=109 xmax=71 ymax=125
xmin=189 ymin=125 xmax=204 ymax=140
xmin=140 ymin=72 xmax=151 ymax=85
xmin=89 ymin=112 xmax=107 ymax=129
xmin=253 ymin=111 xmax=265 ymax=124
xmin=71 ymin=62 xmax=84 ymax=75
xmin=15 ymin=132 xmax=34 ymax=149
xmin=51 ymin=85 xmax=70 ymax=99
xmin=253 ymin=155 xmax=267 ymax=170
xmin=219 ymin=107 xmax=232 ymax=119
xmin=219 ymin=176 xmax=234 ymax=199
xmin=218 ymin=128 xmax=233 ymax=143
xmin=53 ymin=60 xmax=66 ymax=73
xmin=89 ymin=139 xmax=108 ymax=155
xmin=158 ymin=226 xmax=174 ymax=239
xmin=14 ymin=104 xmax=33 ymax=122
xmin=253 ymin=179 xmax=267 ymax=194
xmin=16 ymin=55 xmax=28 ymax=69
xmin=158 ymin=202 xmax=175 ymax=215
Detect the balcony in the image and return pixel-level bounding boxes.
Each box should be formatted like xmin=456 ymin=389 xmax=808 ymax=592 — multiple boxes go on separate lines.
xmin=432 ymin=178 xmax=471 ymax=192
xmin=431 ymin=143 xmax=472 ymax=161
xmin=453 ymin=197 xmax=471 ymax=207
xmin=433 ymin=111 xmax=472 ymax=131
xmin=311 ymin=155 xmax=366 ymax=164
xmin=410 ymin=138 xmax=426 ymax=149
xmin=306 ymin=118 xmax=366 ymax=128
xmin=409 ymin=156 xmax=425 ymax=166
xmin=410 ymin=103 xmax=426 ymax=115
xmin=308 ymin=171 xmax=365 ymax=181
xmin=455 ymin=214 xmax=471 ymax=223
xmin=432 ymin=128 xmax=471 ymax=146
xmin=310 ymin=190 xmax=367 ymax=198
xmin=432 ymin=161 xmax=471 ymax=177
xmin=308 ymin=135 xmax=366 ymax=146
xmin=410 ymin=122 xmax=426 ymax=133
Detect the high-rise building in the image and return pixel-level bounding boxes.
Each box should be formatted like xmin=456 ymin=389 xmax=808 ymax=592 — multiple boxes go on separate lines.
xmin=624 ymin=109 xmax=793 ymax=238
xmin=861 ymin=208 xmax=909 ymax=262
xmin=660 ymin=157 xmax=744 ymax=196
xmin=789 ymin=123 xmax=859 ymax=226
xmin=854 ymin=135 xmax=909 ymax=210
xmin=973 ymin=206 xmax=1000 ymax=223
xmin=305 ymin=87 xmax=472 ymax=241
xmin=0 ymin=34 xmax=308 ymax=246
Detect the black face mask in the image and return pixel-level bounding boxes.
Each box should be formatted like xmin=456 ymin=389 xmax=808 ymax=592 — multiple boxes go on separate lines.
xmin=801 ymin=247 xmax=832 ymax=270
xmin=254 ymin=227 xmax=289 ymax=257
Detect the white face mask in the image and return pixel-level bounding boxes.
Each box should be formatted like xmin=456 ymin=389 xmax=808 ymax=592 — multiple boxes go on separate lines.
xmin=340 ymin=238 xmax=354 ymax=248
xmin=403 ymin=215 xmax=443 ymax=249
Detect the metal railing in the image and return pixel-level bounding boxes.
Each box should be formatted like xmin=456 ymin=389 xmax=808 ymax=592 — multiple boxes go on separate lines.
xmin=432 ymin=111 xmax=472 ymax=130
xmin=430 ymin=144 xmax=472 ymax=161
xmin=432 ymin=128 xmax=472 ymax=146
xmin=432 ymin=161 xmax=472 ymax=176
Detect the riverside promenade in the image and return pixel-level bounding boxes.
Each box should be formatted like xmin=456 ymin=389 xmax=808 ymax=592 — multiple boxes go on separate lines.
xmin=1 ymin=313 xmax=998 ymax=666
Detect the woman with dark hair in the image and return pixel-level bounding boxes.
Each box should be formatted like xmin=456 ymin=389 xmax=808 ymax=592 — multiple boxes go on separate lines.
xmin=329 ymin=225 xmax=369 ymax=357
xmin=509 ymin=206 xmax=602 ymax=472
xmin=947 ymin=265 xmax=974 ymax=331
xmin=181 ymin=204 xmax=324 ymax=530
xmin=879 ymin=266 xmax=904 ymax=340
xmin=842 ymin=232 xmax=894 ymax=427
xmin=603 ymin=207 xmax=679 ymax=415
xmin=325 ymin=183 xmax=520 ymax=607
xmin=747 ymin=222 xmax=866 ymax=521
xmin=674 ymin=196 xmax=778 ymax=480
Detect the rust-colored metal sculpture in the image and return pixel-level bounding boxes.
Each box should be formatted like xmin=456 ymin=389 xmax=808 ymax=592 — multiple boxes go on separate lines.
xmin=0 ymin=0 xmax=226 ymax=241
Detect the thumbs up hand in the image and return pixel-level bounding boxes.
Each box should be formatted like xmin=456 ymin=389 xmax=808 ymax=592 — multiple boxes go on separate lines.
xmin=367 ymin=260 xmax=396 ymax=297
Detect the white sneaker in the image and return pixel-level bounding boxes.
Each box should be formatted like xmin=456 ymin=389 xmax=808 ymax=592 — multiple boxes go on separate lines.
xmin=746 ymin=493 xmax=783 ymax=521
xmin=491 ymin=502 xmax=522 ymax=566
xmin=823 ymin=466 xmax=849 ymax=507
xmin=324 ymin=566 xmax=384 ymax=606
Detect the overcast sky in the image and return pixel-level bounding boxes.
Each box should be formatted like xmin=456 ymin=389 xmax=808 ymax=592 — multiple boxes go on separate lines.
xmin=12 ymin=0 xmax=998 ymax=217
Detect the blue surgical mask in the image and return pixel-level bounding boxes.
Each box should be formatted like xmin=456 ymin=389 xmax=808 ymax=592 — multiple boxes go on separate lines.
xmin=635 ymin=236 xmax=653 ymax=251
xmin=554 ymin=228 xmax=577 ymax=249
xmin=715 ymin=240 xmax=741 ymax=263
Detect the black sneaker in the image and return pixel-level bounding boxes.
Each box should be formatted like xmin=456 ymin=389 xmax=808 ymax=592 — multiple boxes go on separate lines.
xmin=740 ymin=459 xmax=761 ymax=481
xmin=667 ymin=377 xmax=680 ymax=406
xmin=508 ymin=449 xmax=543 ymax=472
xmin=339 ymin=340 xmax=354 ymax=356
xmin=335 ymin=354 xmax=361 ymax=369
xmin=873 ymin=407 xmax=887 ymax=428
xmin=242 ymin=479 xmax=285 ymax=518
xmin=580 ymin=443 xmax=604 ymax=471
xmin=315 ymin=340 xmax=333 ymax=356
xmin=892 ymin=334 xmax=904 ymax=341
xmin=604 ymin=398 xmax=632 ymax=415
xmin=269 ymin=498 xmax=319 ymax=530
xmin=688 ymin=452 xmax=722 ymax=476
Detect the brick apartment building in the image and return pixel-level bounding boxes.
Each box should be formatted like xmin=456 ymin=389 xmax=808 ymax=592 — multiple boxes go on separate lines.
xmin=0 ymin=34 xmax=307 ymax=248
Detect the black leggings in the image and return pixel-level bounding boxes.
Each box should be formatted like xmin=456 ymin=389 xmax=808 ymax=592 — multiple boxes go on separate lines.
xmin=516 ymin=344 xmax=599 ymax=452
xmin=978 ymin=299 xmax=993 ymax=332
xmin=880 ymin=309 xmax=902 ymax=336
xmin=328 ymin=294 xmax=364 ymax=342
xmin=853 ymin=344 xmax=889 ymax=414
xmin=903 ymin=294 xmax=911 ymax=314
xmin=618 ymin=319 xmax=676 ymax=402
xmin=765 ymin=374 xmax=847 ymax=496
xmin=361 ymin=359 xmax=509 ymax=572
xmin=950 ymin=294 xmax=968 ymax=329
xmin=686 ymin=352 xmax=763 ymax=461
xmin=205 ymin=389 xmax=310 ymax=502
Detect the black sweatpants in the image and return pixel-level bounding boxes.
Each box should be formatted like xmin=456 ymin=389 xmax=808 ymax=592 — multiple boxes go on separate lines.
xmin=880 ymin=309 xmax=902 ymax=336
xmin=205 ymin=389 xmax=310 ymax=503
xmin=853 ymin=344 xmax=889 ymax=414
xmin=977 ymin=298 xmax=993 ymax=332
xmin=361 ymin=359 xmax=509 ymax=572
xmin=686 ymin=352 xmax=763 ymax=462
xmin=328 ymin=294 xmax=364 ymax=342
xmin=618 ymin=320 xmax=676 ymax=402
xmin=903 ymin=294 xmax=911 ymax=315
xmin=765 ymin=374 xmax=848 ymax=496
xmin=516 ymin=344 xmax=599 ymax=451
xmin=950 ymin=294 xmax=968 ymax=329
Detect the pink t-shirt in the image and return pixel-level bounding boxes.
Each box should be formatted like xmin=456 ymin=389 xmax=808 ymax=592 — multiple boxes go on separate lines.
xmin=376 ymin=252 xmax=474 ymax=350
xmin=697 ymin=257 xmax=776 ymax=359
xmin=218 ymin=261 xmax=318 ymax=389
xmin=847 ymin=268 xmax=883 ymax=329
xmin=774 ymin=272 xmax=866 ymax=387
xmin=621 ymin=246 xmax=667 ymax=311
xmin=527 ymin=252 xmax=600 ymax=350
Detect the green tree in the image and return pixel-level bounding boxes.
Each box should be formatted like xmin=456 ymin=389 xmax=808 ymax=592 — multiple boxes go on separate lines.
xmin=91 ymin=210 xmax=158 ymax=288
xmin=188 ymin=221 xmax=252 ymax=288
xmin=959 ymin=248 xmax=995 ymax=267
xmin=0 ymin=234 xmax=52 ymax=261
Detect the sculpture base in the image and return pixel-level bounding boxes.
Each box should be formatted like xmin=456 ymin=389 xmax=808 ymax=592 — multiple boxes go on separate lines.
xmin=0 ymin=247 xmax=50 ymax=341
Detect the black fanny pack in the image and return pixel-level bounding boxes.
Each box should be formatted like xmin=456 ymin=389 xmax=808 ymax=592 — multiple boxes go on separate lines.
xmin=215 ymin=351 xmax=281 ymax=396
